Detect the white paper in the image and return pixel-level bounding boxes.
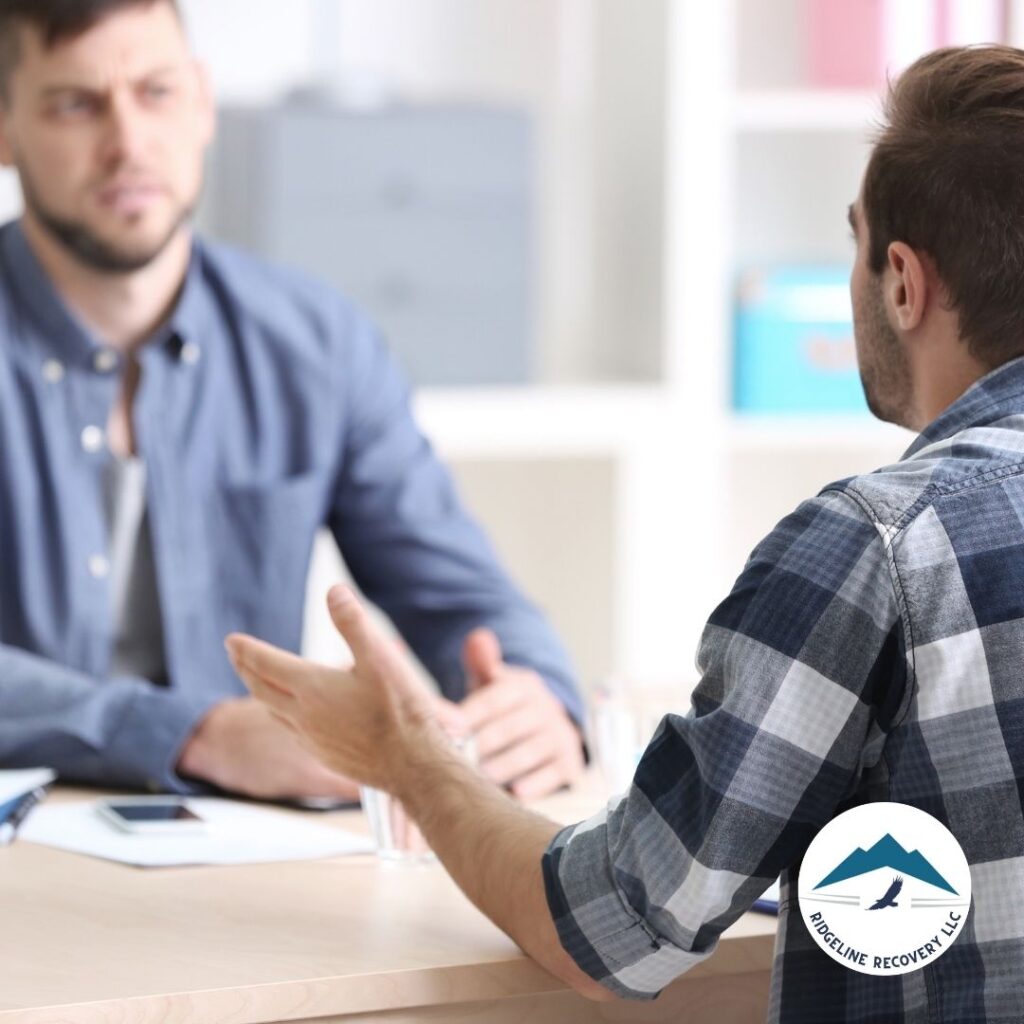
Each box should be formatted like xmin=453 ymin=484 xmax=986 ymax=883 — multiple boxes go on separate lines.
xmin=19 ymin=797 xmax=374 ymax=867
xmin=0 ymin=768 xmax=56 ymax=806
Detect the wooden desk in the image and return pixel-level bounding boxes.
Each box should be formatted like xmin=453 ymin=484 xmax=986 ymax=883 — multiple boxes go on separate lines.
xmin=0 ymin=783 xmax=776 ymax=1024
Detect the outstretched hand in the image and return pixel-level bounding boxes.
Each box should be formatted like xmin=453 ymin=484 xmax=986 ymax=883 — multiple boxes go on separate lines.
xmin=225 ymin=585 xmax=449 ymax=794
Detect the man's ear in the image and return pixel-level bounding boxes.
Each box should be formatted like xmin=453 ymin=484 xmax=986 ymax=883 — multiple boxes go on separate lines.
xmin=885 ymin=241 xmax=928 ymax=333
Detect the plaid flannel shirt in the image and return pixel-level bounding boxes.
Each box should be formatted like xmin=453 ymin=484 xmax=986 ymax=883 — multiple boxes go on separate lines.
xmin=543 ymin=356 xmax=1024 ymax=1023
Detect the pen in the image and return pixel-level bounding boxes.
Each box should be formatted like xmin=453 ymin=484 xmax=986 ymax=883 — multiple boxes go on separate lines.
xmin=0 ymin=786 xmax=49 ymax=847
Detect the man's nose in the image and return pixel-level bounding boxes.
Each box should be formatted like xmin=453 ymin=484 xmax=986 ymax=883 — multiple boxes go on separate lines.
xmin=100 ymin=90 xmax=147 ymax=165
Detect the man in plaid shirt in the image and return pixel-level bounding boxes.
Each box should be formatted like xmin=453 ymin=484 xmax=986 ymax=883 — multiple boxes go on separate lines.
xmin=226 ymin=46 xmax=1024 ymax=1022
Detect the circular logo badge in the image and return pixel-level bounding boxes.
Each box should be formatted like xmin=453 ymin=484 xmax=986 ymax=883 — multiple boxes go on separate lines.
xmin=798 ymin=802 xmax=972 ymax=976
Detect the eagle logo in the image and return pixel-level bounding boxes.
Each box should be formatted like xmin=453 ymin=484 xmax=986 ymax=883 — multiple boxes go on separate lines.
xmin=867 ymin=875 xmax=903 ymax=910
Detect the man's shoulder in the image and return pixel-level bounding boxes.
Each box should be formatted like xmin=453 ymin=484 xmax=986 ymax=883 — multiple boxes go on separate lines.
xmin=195 ymin=236 xmax=330 ymax=302
xmin=822 ymin=427 xmax=1024 ymax=539
xmin=193 ymin=236 xmax=375 ymax=356
xmin=819 ymin=459 xmax=934 ymax=536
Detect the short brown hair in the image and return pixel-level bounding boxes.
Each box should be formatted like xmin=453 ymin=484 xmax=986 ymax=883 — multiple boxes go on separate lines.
xmin=862 ymin=45 xmax=1024 ymax=367
xmin=0 ymin=0 xmax=181 ymax=100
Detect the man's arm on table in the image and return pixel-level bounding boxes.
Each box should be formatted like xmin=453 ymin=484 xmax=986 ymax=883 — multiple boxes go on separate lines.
xmin=0 ymin=645 xmax=357 ymax=799
xmin=226 ymin=488 xmax=909 ymax=999
xmin=324 ymin=311 xmax=585 ymax=796
xmin=0 ymin=642 xmax=220 ymax=791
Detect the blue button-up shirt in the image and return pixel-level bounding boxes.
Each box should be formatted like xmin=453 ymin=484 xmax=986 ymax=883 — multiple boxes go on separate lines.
xmin=0 ymin=220 xmax=581 ymax=791
xmin=544 ymin=357 xmax=1024 ymax=1022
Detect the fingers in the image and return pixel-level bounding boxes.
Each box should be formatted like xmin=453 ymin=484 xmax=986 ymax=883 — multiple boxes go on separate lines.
xmin=303 ymin=764 xmax=361 ymax=801
xmin=326 ymin=585 xmax=383 ymax=667
xmin=225 ymin=634 xmax=306 ymax=694
xmin=326 ymin=586 xmax=442 ymax=722
xmin=481 ymin=733 xmax=555 ymax=788
xmin=462 ymin=627 xmax=503 ymax=691
xmin=510 ymin=758 xmax=574 ymax=802
xmin=268 ymin=709 xmax=299 ymax=734
xmin=229 ymin=656 xmax=297 ymax=717
xmin=472 ymin=704 xmax=542 ymax=760
xmin=460 ymin=671 xmax=585 ymax=796
xmin=460 ymin=675 xmax=531 ymax=732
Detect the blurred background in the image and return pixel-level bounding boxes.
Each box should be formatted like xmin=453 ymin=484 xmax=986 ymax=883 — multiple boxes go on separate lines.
xmin=1 ymin=0 xmax=1018 ymax=704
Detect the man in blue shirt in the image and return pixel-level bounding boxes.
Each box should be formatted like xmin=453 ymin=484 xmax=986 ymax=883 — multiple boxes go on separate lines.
xmin=0 ymin=0 xmax=585 ymax=800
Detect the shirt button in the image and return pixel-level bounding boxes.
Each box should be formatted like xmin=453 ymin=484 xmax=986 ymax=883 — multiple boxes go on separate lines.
xmin=88 ymin=554 xmax=110 ymax=579
xmin=42 ymin=359 xmax=65 ymax=383
xmin=81 ymin=425 xmax=106 ymax=453
xmin=93 ymin=349 xmax=118 ymax=373
xmin=180 ymin=341 xmax=201 ymax=365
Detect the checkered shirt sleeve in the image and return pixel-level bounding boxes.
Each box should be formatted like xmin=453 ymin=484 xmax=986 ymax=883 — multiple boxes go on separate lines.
xmin=542 ymin=489 xmax=909 ymax=999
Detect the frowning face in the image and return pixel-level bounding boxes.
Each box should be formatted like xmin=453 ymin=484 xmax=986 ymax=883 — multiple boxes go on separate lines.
xmin=0 ymin=2 xmax=214 ymax=272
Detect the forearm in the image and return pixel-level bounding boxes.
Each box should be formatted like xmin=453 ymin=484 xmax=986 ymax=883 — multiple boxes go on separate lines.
xmin=0 ymin=642 xmax=218 ymax=790
xmin=394 ymin=730 xmax=612 ymax=1001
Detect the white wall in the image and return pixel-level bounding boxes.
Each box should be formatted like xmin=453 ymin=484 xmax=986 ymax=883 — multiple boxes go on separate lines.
xmin=181 ymin=0 xmax=315 ymax=104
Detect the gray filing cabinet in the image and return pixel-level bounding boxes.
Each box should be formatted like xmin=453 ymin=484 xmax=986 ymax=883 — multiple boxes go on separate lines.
xmin=203 ymin=104 xmax=534 ymax=387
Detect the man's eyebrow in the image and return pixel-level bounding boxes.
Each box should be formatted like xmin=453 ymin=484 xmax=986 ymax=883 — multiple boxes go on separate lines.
xmin=38 ymin=64 xmax=186 ymax=96
xmin=39 ymin=82 xmax=102 ymax=96
xmin=135 ymin=62 xmax=188 ymax=79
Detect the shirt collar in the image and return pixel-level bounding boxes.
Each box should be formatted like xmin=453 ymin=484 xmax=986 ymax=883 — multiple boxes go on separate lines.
xmin=904 ymin=354 xmax=1024 ymax=459
xmin=0 ymin=218 xmax=209 ymax=365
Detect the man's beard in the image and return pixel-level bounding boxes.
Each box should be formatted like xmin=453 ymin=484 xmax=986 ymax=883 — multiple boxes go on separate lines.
xmin=855 ymin=277 xmax=912 ymax=427
xmin=19 ymin=163 xmax=194 ymax=275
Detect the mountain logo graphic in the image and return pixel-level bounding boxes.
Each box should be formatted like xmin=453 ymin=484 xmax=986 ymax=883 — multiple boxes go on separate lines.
xmin=798 ymin=803 xmax=972 ymax=977
xmin=814 ymin=832 xmax=958 ymax=895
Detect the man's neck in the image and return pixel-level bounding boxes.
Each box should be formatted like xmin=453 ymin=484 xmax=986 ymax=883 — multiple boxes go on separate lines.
xmin=19 ymin=212 xmax=192 ymax=353
xmin=905 ymin=325 xmax=990 ymax=434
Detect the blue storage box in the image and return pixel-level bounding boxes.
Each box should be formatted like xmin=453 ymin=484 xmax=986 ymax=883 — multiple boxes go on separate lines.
xmin=734 ymin=267 xmax=868 ymax=414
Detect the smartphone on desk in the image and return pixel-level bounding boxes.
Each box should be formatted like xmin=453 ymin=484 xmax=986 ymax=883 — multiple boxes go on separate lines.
xmin=96 ymin=797 xmax=207 ymax=835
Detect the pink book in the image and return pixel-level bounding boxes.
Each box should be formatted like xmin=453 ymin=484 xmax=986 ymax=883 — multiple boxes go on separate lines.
xmin=805 ymin=0 xmax=1007 ymax=91
xmin=806 ymin=0 xmax=886 ymax=88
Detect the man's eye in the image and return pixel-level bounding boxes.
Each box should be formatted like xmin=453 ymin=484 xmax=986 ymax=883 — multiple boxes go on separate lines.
xmin=141 ymin=82 xmax=174 ymax=101
xmin=51 ymin=94 xmax=98 ymax=117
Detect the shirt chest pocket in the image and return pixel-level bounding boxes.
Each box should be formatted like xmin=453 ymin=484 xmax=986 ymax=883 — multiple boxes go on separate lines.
xmin=212 ymin=471 xmax=326 ymax=610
